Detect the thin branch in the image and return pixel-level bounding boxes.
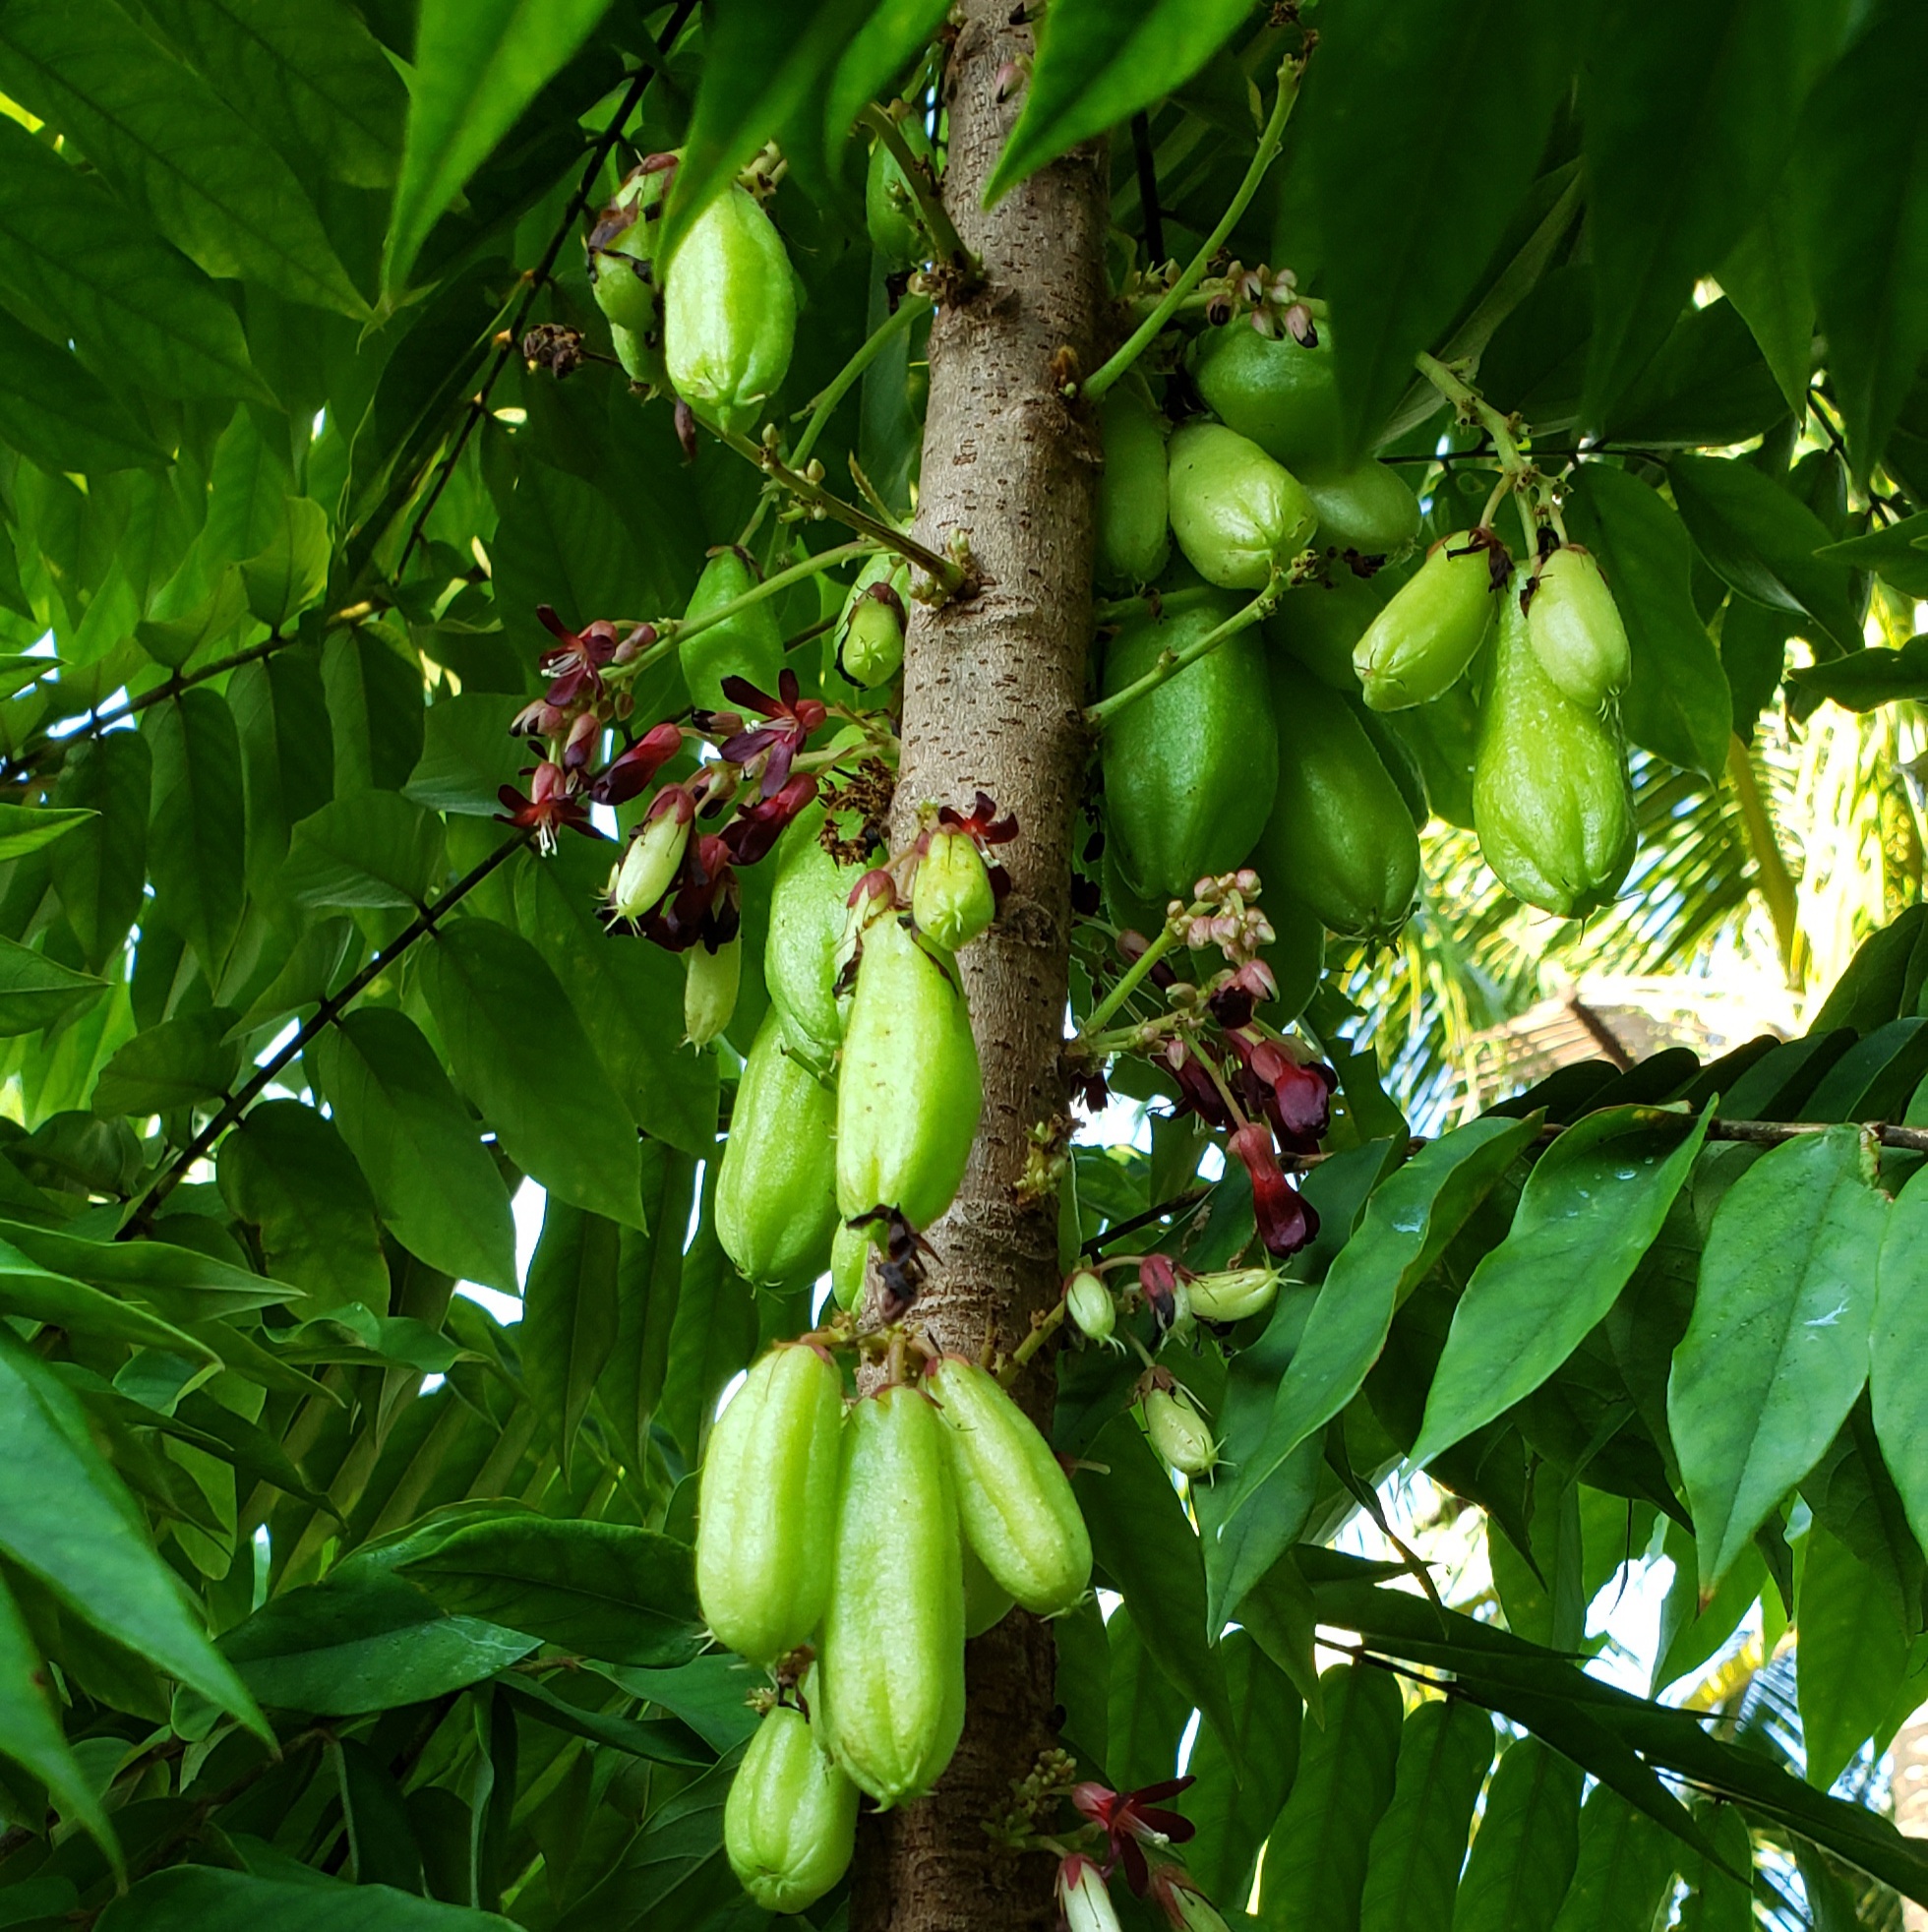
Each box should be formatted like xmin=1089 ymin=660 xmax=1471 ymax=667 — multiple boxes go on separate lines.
xmin=1079 ymin=1186 xmax=1212 ymax=1254
xmin=122 ymin=832 xmax=532 ymax=1235
xmin=792 ymin=294 xmax=934 ymax=468
xmin=1084 ymin=578 xmax=1280 ymax=727
xmin=855 ymin=106 xmax=976 ymax=278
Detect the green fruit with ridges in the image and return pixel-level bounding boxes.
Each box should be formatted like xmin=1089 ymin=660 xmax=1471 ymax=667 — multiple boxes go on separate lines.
xmin=912 ymin=827 xmax=995 ymax=951
xmin=588 ymin=161 xmax=673 ymax=336
xmin=818 ymin=1384 xmax=966 ymax=1807
xmin=1145 ymin=1384 xmax=1217 ymax=1477
xmin=1256 ymin=661 xmax=1420 ymax=944
xmin=837 ymin=555 xmax=908 ymax=688
xmin=695 ymin=1344 xmax=843 ymax=1662
xmin=1167 ymin=422 xmax=1317 ymax=589
xmin=664 ymin=184 xmax=797 ymax=435
xmin=725 ymin=1707 xmax=858 ymax=1912
xmin=927 ymin=1357 xmax=1092 ymax=1617
xmin=1345 ymin=692 xmax=1429 ymax=828
xmin=1263 ymin=569 xmax=1389 ymax=691
xmin=1301 ymin=460 xmax=1421 ymax=560
xmin=1354 ymin=535 xmax=1503 ymax=711
xmin=1474 ymin=584 xmax=1635 ymax=920
xmin=867 ymin=120 xmax=933 ymax=269
xmin=1188 ymin=326 xmax=1342 ymax=470
xmin=961 ymin=1535 xmax=1015 ymax=1637
xmin=1101 ymin=595 xmax=1278 ymax=902
xmin=830 ymin=1220 xmax=870 ymax=1312
xmin=767 ymin=805 xmax=864 ymax=1056
xmin=715 ymin=1013 xmax=839 ymax=1286
xmin=835 ymin=915 xmax=982 ymax=1230
xmin=681 ymin=549 xmax=786 ymax=714
xmin=1096 ymin=385 xmax=1171 ymax=588
xmin=1526 ymin=544 xmax=1631 ymax=709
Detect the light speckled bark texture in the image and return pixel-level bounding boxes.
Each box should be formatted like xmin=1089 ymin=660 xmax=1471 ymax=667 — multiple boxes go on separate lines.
xmin=852 ymin=3 xmax=1110 ymax=1927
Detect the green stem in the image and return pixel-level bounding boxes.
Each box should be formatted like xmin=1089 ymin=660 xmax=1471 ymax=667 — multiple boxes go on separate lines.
xmin=1084 ymin=579 xmax=1278 ymax=727
xmin=1081 ymin=52 xmax=1307 ymax=405
xmin=794 ymin=294 xmax=934 ymax=468
xmin=1079 ymin=922 xmax=1181 ymax=1037
xmin=857 ymin=106 xmax=976 ymax=277
xmin=1415 ymin=351 xmax=1526 ymax=471
xmin=999 ymin=1298 xmax=1067 ymax=1385
xmin=1091 ymin=583 xmax=1223 ymax=627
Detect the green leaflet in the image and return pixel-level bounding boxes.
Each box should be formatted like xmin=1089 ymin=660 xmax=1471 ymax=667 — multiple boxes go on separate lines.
xmin=1411 ymin=1105 xmax=1712 ymax=1467
xmin=1676 ymin=1803 xmax=1753 ymax=1932
xmin=1182 ymin=1632 xmax=1302 ymax=1907
xmin=145 ymin=689 xmax=247 ymax=982
xmin=1105 ymin=1606 xmax=1195 ymax=1795
xmin=1451 ymin=1737 xmax=1582 ymax=1932
xmin=1872 ymin=1165 xmax=1928 ymax=1560
xmin=1258 ymin=1661 xmax=1403 ymax=1932
xmin=1547 ymin=1782 xmax=1677 ymax=1932
xmin=1359 ymin=1697 xmax=1495 ymax=1932
xmin=96 ymin=1861 xmax=518 ymax=1929
xmin=520 ymin=1199 xmax=620 ymax=1482
xmin=1229 ymin=1114 xmax=1541 ymax=1522
xmin=1797 ymin=1519 xmax=1910 ymax=1791
xmin=1667 ymin=1127 xmax=1888 ymax=1591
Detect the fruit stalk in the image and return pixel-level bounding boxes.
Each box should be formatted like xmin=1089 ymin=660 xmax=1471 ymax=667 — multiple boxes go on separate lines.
xmin=1083 ymin=580 xmax=1280 ymax=726
xmin=857 ymin=105 xmax=977 ymax=276
xmin=852 ymin=0 xmax=1111 ymax=1923
xmin=794 ymin=294 xmax=936 ymax=466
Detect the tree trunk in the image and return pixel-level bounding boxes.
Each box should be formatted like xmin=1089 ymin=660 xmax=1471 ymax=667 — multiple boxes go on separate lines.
xmin=852 ymin=6 xmax=1111 ymax=1929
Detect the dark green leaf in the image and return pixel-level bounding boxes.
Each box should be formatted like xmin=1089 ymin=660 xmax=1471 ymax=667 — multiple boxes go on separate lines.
xmin=1871 ymin=1167 xmax=1928 ymax=1567
xmin=1806 ymin=907 xmax=1928 ymax=1037
xmin=1183 ymin=1631 xmax=1301 ymax=1907
xmin=405 ymin=694 xmax=529 ymax=818
xmin=1718 ymin=186 xmax=1815 ymax=417
xmin=1565 ymin=464 xmax=1732 ymax=779
xmin=494 ymin=1670 xmax=711 ymax=1766
xmin=286 ymin=791 xmax=446 ymax=910
xmin=1105 ymin=1605 xmax=1195 ymax=1793
xmin=50 ymin=732 xmax=151 ymax=973
xmin=0 ymin=1238 xmax=217 ymax=1364
xmin=1547 ymin=1782 xmax=1678 ymax=1932
xmin=1359 ymin=1696 xmax=1494 ymax=1932
xmin=521 ymin=1198 xmax=620 ymax=1479
xmin=92 ymin=1011 xmax=239 ymax=1116
xmin=0 ymin=1218 xmax=301 ymax=1321
xmin=401 ymin=1516 xmax=701 ymax=1666
xmin=309 ymin=1008 xmax=517 ymax=1292
xmin=1677 ymin=1803 xmax=1753 ymax=1932
xmin=98 ymin=1860 xmax=516 ymax=1928
xmin=0 ymin=308 xmax=168 ymax=475
xmin=0 ymin=935 xmax=106 ymax=1037
xmin=1815 ymin=511 xmax=1928 ymax=597
xmin=824 ymin=0 xmax=954 ymax=158
xmin=1652 ymin=1521 xmax=1767 ymax=1694
xmin=146 ymin=689 xmax=246 ymax=980
xmin=1798 ymin=1517 xmax=1910 ymax=1789
xmin=1788 ymin=635 xmax=1928 ymax=714
xmin=417 ymin=917 xmax=645 ymax=1229
xmin=1450 ymin=1737 xmax=1582 ymax=1932
xmin=1412 ymin=1106 xmax=1711 ymax=1465
xmin=1800 ymin=1016 xmax=1928 ymax=1122
xmin=238 ymin=497 xmax=331 ymax=629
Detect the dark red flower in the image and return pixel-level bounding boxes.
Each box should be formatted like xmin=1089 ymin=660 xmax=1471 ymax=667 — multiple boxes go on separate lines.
xmin=1229 ymin=1122 xmax=1318 ymax=1257
xmin=634 ymin=832 xmax=741 ymax=952
xmin=1071 ymin=1778 xmax=1196 ymax=1893
xmin=1138 ymin=1254 xmax=1191 ymax=1337
xmin=937 ymin=789 xmax=1017 ymax=847
xmin=536 ymin=605 xmax=623 ymax=706
xmin=1207 ymin=960 xmax=1278 ymax=1030
xmin=721 ymin=772 xmax=818 ymax=866
xmin=496 ymin=759 xmax=593 ymax=852
xmin=590 ymin=720 xmax=685 ymax=805
xmin=714 ymin=669 xmax=828 ymax=794
xmin=1223 ymin=1030 xmax=1335 ymax=1153
xmin=1164 ymin=1043 xmax=1235 ymax=1131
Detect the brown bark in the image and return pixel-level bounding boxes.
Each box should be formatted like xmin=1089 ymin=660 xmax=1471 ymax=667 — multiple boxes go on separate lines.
xmin=852 ymin=6 xmax=1111 ymax=1929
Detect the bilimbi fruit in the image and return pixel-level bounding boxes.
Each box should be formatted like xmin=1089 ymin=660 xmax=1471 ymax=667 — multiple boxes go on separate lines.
xmin=766 ymin=805 xmax=863 ymax=1056
xmin=817 ymin=1384 xmax=966 ymax=1807
xmin=837 ymin=556 xmax=908 ymax=688
xmin=663 ymin=183 xmax=797 ymax=434
xmin=680 ymin=549 xmax=785 ymax=713
xmin=1096 ymin=383 xmax=1172 ymax=587
xmin=835 ymin=911 xmax=982 ymax=1231
xmin=1066 ymin=1268 xmax=1117 ymax=1346
xmin=1145 ymin=1382 xmax=1217 ymax=1478
xmin=1354 ymin=532 xmax=1506 ymax=711
xmin=961 ymin=1535 xmax=1016 ymax=1637
xmin=587 ymin=156 xmax=675 ymax=383
xmin=1187 ymin=325 xmax=1342 ymax=470
xmin=1266 ymin=568 xmax=1390 ymax=691
xmin=724 ymin=1706 xmax=858 ymax=1912
xmin=1474 ymin=577 xmax=1636 ymax=919
xmin=911 ymin=825 xmax=995 ymax=952
xmin=715 ymin=1013 xmax=840 ymax=1287
xmin=693 ymin=1344 xmax=843 ymax=1662
xmin=682 ymin=936 xmax=739 ymax=1048
xmin=1167 ymin=422 xmax=1317 ymax=589
xmin=1300 ymin=460 xmax=1420 ymax=560
xmin=1526 ymin=543 xmax=1631 ymax=710
xmin=1186 ymin=1264 xmax=1282 ymax=1323
xmin=607 ymin=791 xmax=692 ymax=921
xmin=926 ymin=1357 xmax=1092 ymax=1617
xmin=1101 ymin=594 xmax=1278 ymax=901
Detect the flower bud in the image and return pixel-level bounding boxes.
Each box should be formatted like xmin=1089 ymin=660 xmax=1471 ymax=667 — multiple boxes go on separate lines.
xmin=1145 ymin=1385 xmax=1217 ymax=1479
xmin=1185 ymin=1264 xmax=1281 ymax=1323
xmin=1058 ymin=1855 xmax=1123 ymax=1932
xmin=1065 ymin=1268 xmax=1116 ymax=1346
xmin=607 ymin=790 xmax=693 ymax=920
xmin=911 ymin=826 xmax=996 ymax=951
xmin=1151 ymin=1866 xmax=1232 ymax=1932
xmin=684 ymin=936 xmax=740 ymax=1048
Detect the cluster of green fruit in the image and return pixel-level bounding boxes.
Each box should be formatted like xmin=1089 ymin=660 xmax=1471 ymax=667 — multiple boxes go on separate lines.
xmin=699 ymin=1343 xmax=1093 ymax=1909
xmin=1096 ymin=324 xmax=1640 ymax=956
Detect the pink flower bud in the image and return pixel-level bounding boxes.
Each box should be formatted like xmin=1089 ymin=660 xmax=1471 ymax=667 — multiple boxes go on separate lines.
xmin=607 ymin=788 xmax=693 ymax=920
xmin=1057 ymin=1855 xmax=1122 ymax=1932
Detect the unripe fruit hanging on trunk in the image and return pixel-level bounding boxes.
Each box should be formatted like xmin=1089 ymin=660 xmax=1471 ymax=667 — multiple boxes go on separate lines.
xmin=1096 ymin=383 xmax=1172 ymax=588
xmin=766 ymin=805 xmax=864 ymax=1057
xmin=715 ymin=1012 xmax=839 ymax=1286
xmin=817 ymin=1384 xmax=967 ymax=1807
xmin=1354 ymin=534 xmax=1505 ymax=711
xmin=680 ymin=550 xmax=785 ymax=713
xmin=830 ymin=1220 xmax=870 ymax=1312
xmin=927 ymin=1357 xmax=1093 ymax=1617
xmin=1265 ymin=568 xmax=1389 ymax=691
xmin=1066 ymin=1268 xmax=1116 ymax=1346
xmin=1526 ymin=544 xmax=1632 ymax=710
xmin=1167 ymin=422 xmax=1317 ymax=589
xmin=1101 ymin=594 xmax=1278 ymax=902
xmin=1188 ymin=326 xmax=1342 ymax=470
xmin=911 ymin=826 xmax=995 ymax=951
xmin=1474 ymin=580 xmax=1636 ymax=919
xmin=835 ymin=914 xmax=982 ymax=1231
xmin=1300 ymin=460 xmax=1420 ymax=561
xmin=961 ymin=1534 xmax=1016 ymax=1637
xmin=694 ymin=1344 xmax=843 ymax=1662
xmin=664 ymin=184 xmax=797 ymax=435
xmin=837 ymin=556 xmax=909 ymax=689
xmin=1145 ymin=1382 xmax=1217 ymax=1477
xmin=724 ymin=1706 xmax=859 ymax=1912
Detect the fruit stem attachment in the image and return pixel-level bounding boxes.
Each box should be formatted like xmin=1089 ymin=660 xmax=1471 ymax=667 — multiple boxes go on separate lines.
xmin=1415 ymin=351 xmax=1527 ymax=473
xmin=1078 ymin=920 xmax=1182 ymax=1037
xmin=1083 ymin=576 xmax=1282 ymax=727
xmin=857 ymin=105 xmax=978 ymax=282
xmin=793 ymin=293 xmax=935 ymax=467
xmin=999 ymin=1296 xmax=1067 ymax=1385
xmin=1079 ymin=49 xmax=1307 ymax=405
xmin=1090 ymin=583 xmax=1223 ymax=628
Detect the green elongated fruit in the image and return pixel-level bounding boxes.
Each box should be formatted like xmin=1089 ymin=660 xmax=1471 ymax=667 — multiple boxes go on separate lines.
xmin=767 ymin=805 xmax=864 ymax=1056
xmin=867 ymin=119 xmax=934 ymax=268
xmin=830 ymin=1220 xmax=870 ymax=1311
xmin=1345 ymin=692 xmax=1430 ymax=828
xmin=1301 ymin=460 xmax=1421 ymax=561
xmin=1167 ymin=422 xmax=1317 ymax=589
xmin=1474 ymin=582 xmax=1636 ymax=920
xmin=835 ymin=915 xmax=982 ymax=1229
xmin=587 ymin=159 xmax=673 ymax=336
xmin=1264 ymin=568 xmax=1390 ymax=691
xmin=1096 ymin=384 xmax=1171 ymax=588
xmin=1188 ymin=325 xmax=1342 ymax=470
xmin=1526 ymin=544 xmax=1631 ymax=709
xmin=818 ymin=1385 xmax=966 ymax=1807
xmin=961 ymin=1535 xmax=1016 ymax=1637
xmin=1354 ymin=535 xmax=1504 ymax=711
xmin=837 ymin=555 xmax=908 ymax=688
xmin=664 ymin=184 xmax=797 ymax=435
xmin=681 ymin=549 xmax=785 ymax=714
xmin=1257 ymin=661 xmax=1420 ymax=944
xmin=1066 ymin=1268 xmax=1116 ymax=1346
xmin=1260 ymin=886 xmax=1325 ymax=1022
xmin=1145 ymin=1384 xmax=1217 ymax=1477
xmin=912 ymin=827 xmax=995 ymax=950
xmin=695 ymin=1344 xmax=844 ymax=1662
xmin=683 ymin=936 xmax=740 ymax=1047
xmin=609 ymin=321 xmax=664 ymax=390
xmin=725 ymin=1707 xmax=859 ymax=1912
xmin=1101 ymin=595 xmax=1278 ymax=901
xmin=715 ymin=1012 xmax=839 ymax=1286
xmin=927 ymin=1357 xmax=1092 ymax=1617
